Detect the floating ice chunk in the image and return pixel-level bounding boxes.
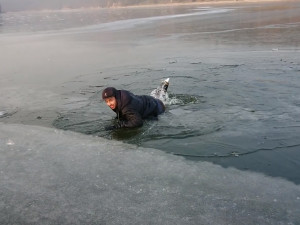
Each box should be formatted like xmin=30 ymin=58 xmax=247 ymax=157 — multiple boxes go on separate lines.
xmin=0 ymin=110 xmax=17 ymax=118
xmin=0 ymin=111 xmax=7 ymax=118
xmin=6 ymin=139 xmax=15 ymax=146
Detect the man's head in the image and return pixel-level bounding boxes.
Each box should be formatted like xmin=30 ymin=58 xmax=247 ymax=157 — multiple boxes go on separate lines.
xmin=102 ymin=87 xmax=117 ymax=110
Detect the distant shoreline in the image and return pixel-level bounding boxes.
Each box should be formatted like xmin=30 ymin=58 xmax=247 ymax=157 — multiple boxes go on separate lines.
xmin=117 ymin=0 xmax=288 ymax=9
xmin=0 ymin=0 xmax=290 ymax=13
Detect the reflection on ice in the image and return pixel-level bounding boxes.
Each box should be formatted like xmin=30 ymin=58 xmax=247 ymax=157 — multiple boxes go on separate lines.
xmin=0 ymin=123 xmax=299 ymax=224
xmin=72 ymin=7 xmax=232 ymax=32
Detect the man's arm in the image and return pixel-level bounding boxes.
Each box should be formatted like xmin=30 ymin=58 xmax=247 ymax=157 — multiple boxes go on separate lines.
xmin=118 ymin=109 xmax=143 ymax=128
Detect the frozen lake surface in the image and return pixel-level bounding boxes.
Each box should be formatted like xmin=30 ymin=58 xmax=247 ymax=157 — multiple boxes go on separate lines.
xmin=1 ymin=123 xmax=300 ymax=224
xmin=1 ymin=1 xmax=300 ymax=224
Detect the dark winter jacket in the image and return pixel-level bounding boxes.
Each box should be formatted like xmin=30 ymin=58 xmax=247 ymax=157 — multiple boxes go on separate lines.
xmin=113 ymin=90 xmax=162 ymax=128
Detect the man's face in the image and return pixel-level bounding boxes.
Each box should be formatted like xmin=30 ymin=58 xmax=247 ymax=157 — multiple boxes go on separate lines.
xmin=105 ymin=96 xmax=117 ymax=110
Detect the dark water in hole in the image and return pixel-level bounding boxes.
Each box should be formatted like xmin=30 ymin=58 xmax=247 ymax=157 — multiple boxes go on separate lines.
xmin=53 ymin=54 xmax=300 ymax=184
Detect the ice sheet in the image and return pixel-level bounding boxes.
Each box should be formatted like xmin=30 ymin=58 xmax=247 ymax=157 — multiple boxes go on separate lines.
xmin=0 ymin=123 xmax=299 ymax=224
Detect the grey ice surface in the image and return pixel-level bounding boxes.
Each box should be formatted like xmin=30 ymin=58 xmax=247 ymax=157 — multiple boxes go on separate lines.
xmin=1 ymin=123 xmax=300 ymax=225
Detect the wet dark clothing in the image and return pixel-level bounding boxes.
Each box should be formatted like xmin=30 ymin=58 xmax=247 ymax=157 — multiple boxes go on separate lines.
xmin=112 ymin=90 xmax=165 ymax=128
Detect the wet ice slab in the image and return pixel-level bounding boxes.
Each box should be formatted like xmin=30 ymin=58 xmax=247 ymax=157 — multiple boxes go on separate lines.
xmin=0 ymin=123 xmax=299 ymax=224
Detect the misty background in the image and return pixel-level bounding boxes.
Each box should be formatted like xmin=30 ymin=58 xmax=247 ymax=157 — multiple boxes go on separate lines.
xmin=0 ymin=0 xmax=222 ymax=12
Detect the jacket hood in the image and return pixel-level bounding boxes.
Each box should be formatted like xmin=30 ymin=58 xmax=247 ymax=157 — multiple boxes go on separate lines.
xmin=114 ymin=90 xmax=132 ymax=112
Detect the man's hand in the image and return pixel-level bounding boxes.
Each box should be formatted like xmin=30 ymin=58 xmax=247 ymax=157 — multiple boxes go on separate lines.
xmin=104 ymin=122 xmax=122 ymax=131
xmin=104 ymin=125 xmax=116 ymax=131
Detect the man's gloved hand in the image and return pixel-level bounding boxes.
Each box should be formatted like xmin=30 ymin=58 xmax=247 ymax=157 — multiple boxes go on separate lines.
xmin=104 ymin=122 xmax=122 ymax=131
xmin=104 ymin=125 xmax=116 ymax=131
